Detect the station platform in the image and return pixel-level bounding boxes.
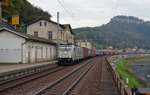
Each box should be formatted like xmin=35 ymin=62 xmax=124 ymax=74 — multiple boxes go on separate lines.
xmin=0 ymin=60 xmax=58 ymax=81
xmin=100 ymin=58 xmax=120 ymax=95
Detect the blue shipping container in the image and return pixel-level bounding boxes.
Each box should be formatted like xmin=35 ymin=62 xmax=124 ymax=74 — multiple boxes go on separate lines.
xmin=88 ymin=49 xmax=91 ymax=57
xmin=95 ymin=50 xmax=100 ymax=55
xmin=101 ymin=51 xmax=104 ymax=55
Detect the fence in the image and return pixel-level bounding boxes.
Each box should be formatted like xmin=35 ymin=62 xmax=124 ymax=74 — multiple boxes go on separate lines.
xmin=105 ymin=56 xmax=131 ymax=95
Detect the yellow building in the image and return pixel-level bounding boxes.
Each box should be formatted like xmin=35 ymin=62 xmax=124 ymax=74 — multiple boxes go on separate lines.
xmin=76 ymin=40 xmax=92 ymax=49
xmin=61 ymin=24 xmax=74 ymax=44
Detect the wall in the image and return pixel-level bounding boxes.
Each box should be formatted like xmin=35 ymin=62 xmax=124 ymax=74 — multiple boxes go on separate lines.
xmin=0 ymin=30 xmax=25 ymax=63
xmin=27 ymin=20 xmax=74 ymax=45
xmin=25 ymin=41 xmax=56 ymax=63
xmin=0 ymin=30 xmax=57 ymax=63
xmin=106 ymin=54 xmax=150 ymax=95
xmin=27 ymin=20 xmax=64 ymax=43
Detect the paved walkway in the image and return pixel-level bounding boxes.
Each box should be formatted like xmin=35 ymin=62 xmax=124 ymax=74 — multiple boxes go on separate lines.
xmin=100 ymin=58 xmax=120 ymax=95
xmin=0 ymin=60 xmax=58 ymax=74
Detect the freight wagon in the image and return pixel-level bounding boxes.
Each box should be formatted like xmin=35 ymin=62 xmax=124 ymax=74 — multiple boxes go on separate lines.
xmin=83 ymin=47 xmax=88 ymax=58
xmin=95 ymin=50 xmax=100 ymax=56
xmin=91 ymin=49 xmax=95 ymax=57
xmin=58 ymin=44 xmax=125 ymax=65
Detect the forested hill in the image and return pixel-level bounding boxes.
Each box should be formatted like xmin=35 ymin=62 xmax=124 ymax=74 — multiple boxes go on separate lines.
xmin=2 ymin=0 xmax=51 ymax=24
xmin=73 ymin=16 xmax=150 ymax=49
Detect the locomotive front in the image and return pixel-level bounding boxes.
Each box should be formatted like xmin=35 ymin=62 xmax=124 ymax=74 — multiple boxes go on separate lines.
xmin=58 ymin=45 xmax=74 ymax=63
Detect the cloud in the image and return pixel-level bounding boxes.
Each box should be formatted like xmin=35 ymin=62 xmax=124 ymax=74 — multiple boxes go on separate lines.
xmin=27 ymin=0 xmax=150 ymax=28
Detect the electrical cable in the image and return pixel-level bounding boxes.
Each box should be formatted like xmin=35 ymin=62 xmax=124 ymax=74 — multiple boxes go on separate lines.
xmin=57 ymin=0 xmax=81 ymax=27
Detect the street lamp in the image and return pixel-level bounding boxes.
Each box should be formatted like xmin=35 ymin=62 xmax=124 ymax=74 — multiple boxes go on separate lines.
xmin=147 ymin=74 xmax=150 ymax=88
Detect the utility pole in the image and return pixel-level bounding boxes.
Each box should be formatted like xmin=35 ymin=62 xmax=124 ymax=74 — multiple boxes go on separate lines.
xmin=0 ymin=3 xmax=2 ymax=23
xmin=57 ymin=12 xmax=60 ymax=59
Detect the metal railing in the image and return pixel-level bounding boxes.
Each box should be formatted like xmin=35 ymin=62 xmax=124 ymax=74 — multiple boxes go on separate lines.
xmin=105 ymin=57 xmax=131 ymax=95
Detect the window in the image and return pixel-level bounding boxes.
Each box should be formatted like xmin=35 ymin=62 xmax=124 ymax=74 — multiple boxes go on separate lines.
xmin=60 ymin=46 xmax=72 ymax=51
xmin=85 ymin=43 xmax=87 ymax=46
xmin=34 ymin=32 xmax=38 ymax=37
xmin=48 ymin=31 xmax=52 ymax=40
xmin=40 ymin=22 xmax=42 ymax=26
xmin=44 ymin=22 xmax=47 ymax=26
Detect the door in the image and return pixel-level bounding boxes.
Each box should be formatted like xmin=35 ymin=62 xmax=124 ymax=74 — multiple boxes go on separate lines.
xmin=35 ymin=47 xmax=37 ymax=62
xmin=28 ymin=46 xmax=31 ymax=63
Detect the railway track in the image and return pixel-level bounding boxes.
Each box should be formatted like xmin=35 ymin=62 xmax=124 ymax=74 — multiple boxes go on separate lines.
xmin=0 ymin=66 xmax=66 ymax=92
xmin=34 ymin=57 xmax=100 ymax=95
xmin=0 ymin=58 xmax=96 ymax=95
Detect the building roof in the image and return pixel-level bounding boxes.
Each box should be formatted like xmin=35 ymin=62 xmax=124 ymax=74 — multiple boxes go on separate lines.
xmin=26 ymin=18 xmax=65 ymax=28
xmin=62 ymin=24 xmax=74 ymax=35
xmin=0 ymin=22 xmax=15 ymax=30
xmin=0 ymin=23 xmax=56 ymax=45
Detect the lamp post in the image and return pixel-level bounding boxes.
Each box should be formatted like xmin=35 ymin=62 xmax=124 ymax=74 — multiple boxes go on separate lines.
xmin=147 ymin=74 xmax=150 ymax=88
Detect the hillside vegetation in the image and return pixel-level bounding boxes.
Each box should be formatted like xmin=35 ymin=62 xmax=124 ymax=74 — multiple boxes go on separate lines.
xmin=73 ymin=16 xmax=150 ymax=49
xmin=2 ymin=0 xmax=51 ymax=25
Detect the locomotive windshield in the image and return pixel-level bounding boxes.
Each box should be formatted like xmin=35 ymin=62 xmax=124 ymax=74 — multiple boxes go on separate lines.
xmin=60 ymin=46 xmax=72 ymax=51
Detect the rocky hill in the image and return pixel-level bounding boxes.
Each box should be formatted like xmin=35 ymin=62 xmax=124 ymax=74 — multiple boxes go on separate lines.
xmin=73 ymin=16 xmax=150 ymax=49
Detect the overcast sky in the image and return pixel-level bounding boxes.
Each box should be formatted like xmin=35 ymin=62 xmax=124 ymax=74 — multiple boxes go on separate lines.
xmin=27 ymin=0 xmax=150 ymax=28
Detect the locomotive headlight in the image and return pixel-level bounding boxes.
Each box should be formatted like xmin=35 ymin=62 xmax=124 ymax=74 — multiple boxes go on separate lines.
xmin=59 ymin=54 xmax=61 ymax=57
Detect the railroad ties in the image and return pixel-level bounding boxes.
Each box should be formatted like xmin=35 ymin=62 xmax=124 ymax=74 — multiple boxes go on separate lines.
xmin=0 ymin=56 xmax=122 ymax=95
xmin=34 ymin=57 xmax=99 ymax=95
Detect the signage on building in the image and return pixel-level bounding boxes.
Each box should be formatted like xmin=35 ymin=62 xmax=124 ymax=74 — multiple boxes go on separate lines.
xmin=12 ymin=15 xmax=19 ymax=25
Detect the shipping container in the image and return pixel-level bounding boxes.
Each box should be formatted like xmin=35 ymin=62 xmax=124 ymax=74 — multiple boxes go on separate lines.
xmin=104 ymin=50 xmax=107 ymax=55
xmin=91 ymin=49 xmax=95 ymax=56
xmin=83 ymin=47 xmax=88 ymax=58
xmin=88 ymin=49 xmax=91 ymax=57
xmin=100 ymin=50 xmax=104 ymax=55
xmin=95 ymin=50 xmax=100 ymax=55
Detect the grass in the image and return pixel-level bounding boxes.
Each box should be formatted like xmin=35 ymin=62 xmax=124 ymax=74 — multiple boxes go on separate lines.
xmin=115 ymin=57 xmax=150 ymax=89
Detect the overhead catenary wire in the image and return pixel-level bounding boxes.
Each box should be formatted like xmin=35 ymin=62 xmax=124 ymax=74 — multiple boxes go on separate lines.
xmin=114 ymin=0 xmax=119 ymax=17
xmin=57 ymin=0 xmax=81 ymax=28
xmin=61 ymin=0 xmax=81 ymax=23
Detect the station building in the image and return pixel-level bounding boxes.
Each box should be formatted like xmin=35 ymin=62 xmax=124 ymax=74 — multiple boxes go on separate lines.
xmin=26 ymin=18 xmax=74 ymax=45
xmin=0 ymin=23 xmax=56 ymax=63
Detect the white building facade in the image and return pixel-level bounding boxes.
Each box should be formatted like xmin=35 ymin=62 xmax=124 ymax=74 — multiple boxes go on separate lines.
xmin=26 ymin=18 xmax=74 ymax=45
xmin=0 ymin=27 xmax=56 ymax=63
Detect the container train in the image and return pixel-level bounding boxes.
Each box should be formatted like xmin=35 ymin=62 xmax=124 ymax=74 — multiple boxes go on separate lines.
xmin=58 ymin=45 xmax=109 ymax=65
xmin=57 ymin=44 xmax=139 ymax=65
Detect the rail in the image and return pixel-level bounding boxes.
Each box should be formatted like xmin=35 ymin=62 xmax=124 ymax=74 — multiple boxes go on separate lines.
xmin=105 ymin=57 xmax=131 ymax=95
xmin=62 ymin=59 xmax=96 ymax=95
xmin=34 ymin=57 xmax=98 ymax=95
xmin=0 ymin=66 xmax=65 ymax=92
